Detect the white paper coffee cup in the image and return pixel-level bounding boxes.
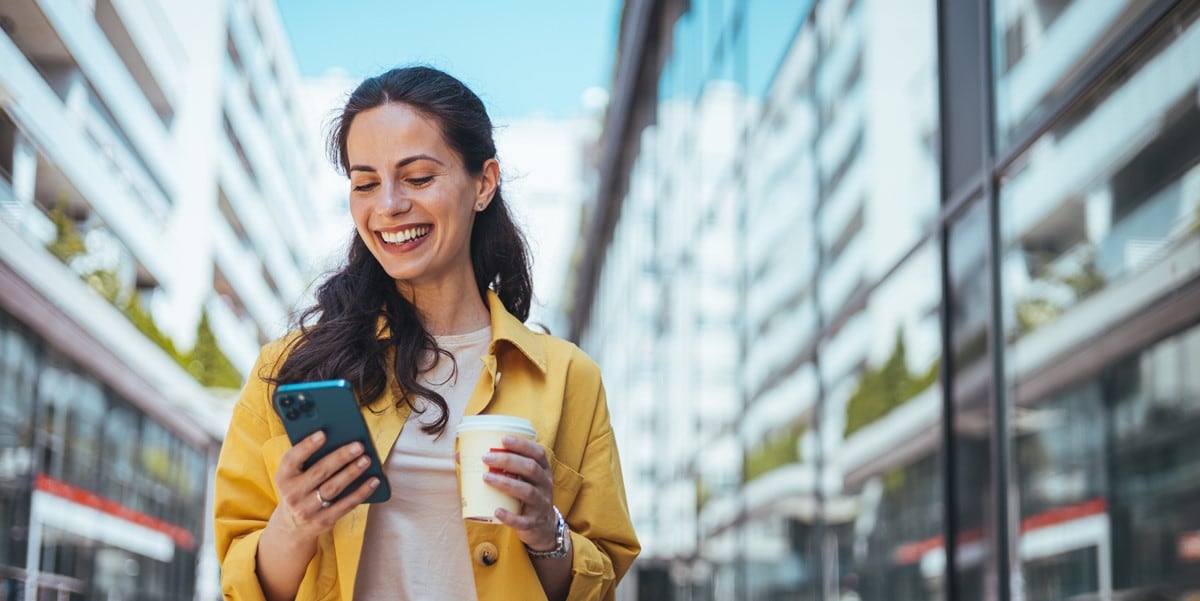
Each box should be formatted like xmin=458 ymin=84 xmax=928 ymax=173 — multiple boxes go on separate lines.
xmin=455 ymin=415 xmax=537 ymax=522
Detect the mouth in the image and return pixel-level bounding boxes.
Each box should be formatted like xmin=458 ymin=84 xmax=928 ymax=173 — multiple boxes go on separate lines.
xmin=379 ymin=225 xmax=431 ymax=247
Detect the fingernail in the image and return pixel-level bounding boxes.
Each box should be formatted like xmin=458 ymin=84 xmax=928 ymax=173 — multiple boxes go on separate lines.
xmin=311 ymin=432 xmax=324 ymax=443
xmin=483 ymin=473 xmax=497 ymax=482
xmin=357 ymin=456 xmax=369 ymax=467
xmin=495 ymin=508 xmax=507 ymax=519
xmin=352 ymin=442 xmax=364 ymax=454
xmin=502 ymin=436 xmax=516 ymax=445
xmin=369 ymin=478 xmax=380 ymax=489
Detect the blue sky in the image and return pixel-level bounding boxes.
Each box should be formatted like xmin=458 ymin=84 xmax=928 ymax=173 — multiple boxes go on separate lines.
xmin=276 ymin=0 xmax=622 ymax=119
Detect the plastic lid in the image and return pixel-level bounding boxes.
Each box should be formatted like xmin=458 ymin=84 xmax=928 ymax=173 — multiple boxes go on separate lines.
xmin=456 ymin=415 xmax=536 ymax=438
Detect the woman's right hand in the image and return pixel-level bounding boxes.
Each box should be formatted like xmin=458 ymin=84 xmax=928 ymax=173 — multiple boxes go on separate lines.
xmin=266 ymin=431 xmax=381 ymax=541
xmin=257 ymin=431 xmax=381 ymax=601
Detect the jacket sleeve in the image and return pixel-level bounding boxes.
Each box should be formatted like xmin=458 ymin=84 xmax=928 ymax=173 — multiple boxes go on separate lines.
xmin=212 ymin=342 xmax=286 ymax=601
xmin=561 ymin=354 xmax=641 ymax=601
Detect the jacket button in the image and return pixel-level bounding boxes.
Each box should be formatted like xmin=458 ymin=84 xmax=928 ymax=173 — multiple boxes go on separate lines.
xmin=474 ymin=542 xmax=499 ymax=567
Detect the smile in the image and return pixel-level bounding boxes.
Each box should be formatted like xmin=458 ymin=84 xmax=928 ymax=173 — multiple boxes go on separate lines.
xmin=380 ymin=225 xmax=431 ymax=245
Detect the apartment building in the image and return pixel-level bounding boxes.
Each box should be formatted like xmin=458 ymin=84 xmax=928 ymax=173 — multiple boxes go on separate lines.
xmin=0 ymin=0 xmax=331 ymax=597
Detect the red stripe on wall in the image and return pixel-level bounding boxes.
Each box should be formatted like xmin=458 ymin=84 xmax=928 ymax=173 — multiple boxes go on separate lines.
xmin=35 ymin=473 xmax=196 ymax=550
xmin=892 ymin=497 xmax=1107 ymax=566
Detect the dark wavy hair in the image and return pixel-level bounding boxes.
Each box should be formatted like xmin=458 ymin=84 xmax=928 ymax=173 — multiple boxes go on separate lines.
xmin=269 ymin=66 xmax=533 ymax=435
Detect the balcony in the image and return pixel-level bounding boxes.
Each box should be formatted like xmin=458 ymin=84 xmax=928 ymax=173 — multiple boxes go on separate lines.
xmin=211 ymin=210 xmax=284 ymax=340
xmin=0 ymin=29 xmax=169 ymax=282
xmin=94 ymin=0 xmax=183 ymax=123
xmin=33 ymin=0 xmax=173 ymax=178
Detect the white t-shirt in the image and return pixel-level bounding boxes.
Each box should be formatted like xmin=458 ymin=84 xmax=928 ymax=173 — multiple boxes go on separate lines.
xmin=353 ymin=326 xmax=491 ymax=600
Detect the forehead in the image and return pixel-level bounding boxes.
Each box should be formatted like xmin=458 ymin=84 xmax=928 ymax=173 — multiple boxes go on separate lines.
xmin=345 ymin=103 xmax=456 ymax=165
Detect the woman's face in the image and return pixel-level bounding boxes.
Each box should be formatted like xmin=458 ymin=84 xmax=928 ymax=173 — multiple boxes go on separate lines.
xmin=345 ymin=103 xmax=497 ymax=292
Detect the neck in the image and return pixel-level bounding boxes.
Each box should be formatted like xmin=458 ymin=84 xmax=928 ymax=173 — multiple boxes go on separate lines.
xmin=397 ymin=274 xmax=491 ymax=337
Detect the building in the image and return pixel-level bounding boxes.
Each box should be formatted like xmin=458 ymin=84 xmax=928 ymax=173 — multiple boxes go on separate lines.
xmin=0 ymin=0 xmax=330 ymax=597
xmin=571 ymin=0 xmax=1200 ymax=599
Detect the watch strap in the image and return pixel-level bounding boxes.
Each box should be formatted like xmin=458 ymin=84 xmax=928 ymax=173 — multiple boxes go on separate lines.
xmin=526 ymin=506 xmax=569 ymax=559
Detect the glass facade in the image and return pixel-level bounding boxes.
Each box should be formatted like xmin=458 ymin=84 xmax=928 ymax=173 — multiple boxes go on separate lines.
xmin=578 ymin=0 xmax=1200 ymax=599
xmin=1000 ymin=3 xmax=1200 ymax=597
xmin=0 ymin=310 xmax=211 ymax=600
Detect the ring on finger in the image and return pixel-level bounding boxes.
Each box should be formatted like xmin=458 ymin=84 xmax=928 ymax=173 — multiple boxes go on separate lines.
xmin=315 ymin=488 xmax=331 ymax=508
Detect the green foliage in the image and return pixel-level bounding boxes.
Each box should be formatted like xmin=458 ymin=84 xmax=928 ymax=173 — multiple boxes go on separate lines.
xmin=1015 ymin=297 xmax=1061 ymax=336
xmin=883 ymin=467 xmax=906 ymax=493
xmin=123 ymin=294 xmax=187 ymax=364
xmin=844 ymin=330 xmax=940 ymax=438
xmin=83 ymin=268 xmax=124 ymax=304
xmin=44 ymin=208 xmax=243 ymax=390
xmin=186 ymin=311 xmax=243 ymax=389
xmin=45 ymin=197 xmax=87 ymax=264
xmin=695 ymin=478 xmax=711 ymax=512
xmin=743 ymin=424 xmax=803 ymax=483
xmin=1012 ymin=257 xmax=1107 ymax=339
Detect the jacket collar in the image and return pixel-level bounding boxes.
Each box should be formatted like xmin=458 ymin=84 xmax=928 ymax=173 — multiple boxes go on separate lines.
xmin=485 ymin=290 xmax=546 ymax=373
xmin=373 ymin=290 xmax=546 ymax=373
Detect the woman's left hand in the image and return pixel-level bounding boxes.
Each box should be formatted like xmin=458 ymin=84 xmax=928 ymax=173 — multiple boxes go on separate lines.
xmin=481 ymin=436 xmax=560 ymax=551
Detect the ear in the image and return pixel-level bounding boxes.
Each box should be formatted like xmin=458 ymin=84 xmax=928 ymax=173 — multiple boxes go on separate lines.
xmin=474 ymin=159 xmax=500 ymax=211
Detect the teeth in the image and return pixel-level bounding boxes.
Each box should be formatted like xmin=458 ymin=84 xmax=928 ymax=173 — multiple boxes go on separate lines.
xmin=381 ymin=226 xmax=430 ymax=244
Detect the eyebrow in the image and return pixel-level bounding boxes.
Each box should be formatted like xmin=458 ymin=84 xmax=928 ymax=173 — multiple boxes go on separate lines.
xmin=348 ymin=154 xmax=445 ymax=174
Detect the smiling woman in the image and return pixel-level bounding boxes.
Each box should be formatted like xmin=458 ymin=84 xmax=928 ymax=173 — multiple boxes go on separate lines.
xmin=212 ymin=66 xmax=639 ymax=601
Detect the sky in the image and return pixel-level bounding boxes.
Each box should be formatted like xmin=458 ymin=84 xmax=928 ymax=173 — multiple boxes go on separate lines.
xmin=276 ymin=0 xmax=622 ymax=120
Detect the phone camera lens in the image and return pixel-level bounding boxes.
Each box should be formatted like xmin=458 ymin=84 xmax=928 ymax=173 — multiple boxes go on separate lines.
xmin=285 ymin=410 xmax=299 ymax=420
xmin=280 ymin=395 xmax=294 ymax=407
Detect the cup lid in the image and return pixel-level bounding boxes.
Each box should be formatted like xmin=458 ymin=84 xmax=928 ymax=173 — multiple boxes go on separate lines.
xmin=456 ymin=415 xmax=536 ymax=437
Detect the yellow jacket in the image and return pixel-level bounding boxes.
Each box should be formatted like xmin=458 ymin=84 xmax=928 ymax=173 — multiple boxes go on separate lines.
xmin=213 ymin=291 xmax=640 ymax=600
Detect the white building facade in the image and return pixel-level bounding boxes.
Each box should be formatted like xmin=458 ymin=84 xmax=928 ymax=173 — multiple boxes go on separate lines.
xmin=0 ymin=0 xmax=329 ymax=597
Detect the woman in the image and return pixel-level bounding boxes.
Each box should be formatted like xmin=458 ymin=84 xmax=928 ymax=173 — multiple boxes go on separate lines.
xmin=213 ymin=66 xmax=639 ymax=601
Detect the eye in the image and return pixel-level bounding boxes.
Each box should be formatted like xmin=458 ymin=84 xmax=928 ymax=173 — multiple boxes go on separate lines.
xmin=352 ymin=182 xmax=378 ymax=192
xmin=408 ymin=176 xmax=435 ymax=187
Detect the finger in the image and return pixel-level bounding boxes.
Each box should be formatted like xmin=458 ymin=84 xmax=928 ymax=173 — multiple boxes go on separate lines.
xmin=483 ymin=471 xmax=545 ymax=505
xmin=317 ymin=453 xmax=375 ymax=501
xmin=302 ymin=441 xmax=366 ymax=488
xmin=279 ymin=431 xmax=327 ymax=475
xmin=494 ymin=507 xmax=556 ymax=545
xmin=501 ymin=436 xmax=550 ymax=470
xmin=308 ymin=477 xmax=382 ymax=527
xmin=327 ymin=476 xmax=383 ymax=515
xmin=482 ymin=451 xmax=549 ymax=486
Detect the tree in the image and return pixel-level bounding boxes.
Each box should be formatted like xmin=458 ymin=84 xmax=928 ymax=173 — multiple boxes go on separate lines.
xmin=844 ymin=329 xmax=939 ymax=437
xmin=186 ymin=311 xmax=243 ymax=389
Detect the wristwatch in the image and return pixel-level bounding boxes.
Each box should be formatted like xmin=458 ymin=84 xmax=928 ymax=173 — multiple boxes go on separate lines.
xmin=526 ymin=506 xmax=570 ymax=559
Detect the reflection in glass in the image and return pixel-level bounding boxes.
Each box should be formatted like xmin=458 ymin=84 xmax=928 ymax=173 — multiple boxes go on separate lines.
xmin=1000 ymin=4 xmax=1200 ymax=344
xmin=1002 ymin=6 xmax=1200 ymax=598
xmin=991 ymin=0 xmax=1154 ymax=146
xmin=832 ymin=242 xmax=942 ymax=600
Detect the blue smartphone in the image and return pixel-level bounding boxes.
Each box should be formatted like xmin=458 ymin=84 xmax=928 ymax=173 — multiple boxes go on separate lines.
xmin=272 ymin=379 xmax=391 ymax=504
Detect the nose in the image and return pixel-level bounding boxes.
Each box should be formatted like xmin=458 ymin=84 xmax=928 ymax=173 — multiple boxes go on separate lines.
xmin=374 ymin=182 xmax=412 ymax=216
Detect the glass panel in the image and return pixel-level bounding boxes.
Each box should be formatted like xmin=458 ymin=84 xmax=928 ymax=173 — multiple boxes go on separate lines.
xmin=64 ymin=376 xmax=105 ymax=491
xmin=991 ymin=0 xmax=1156 ymax=147
xmin=832 ymin=240 xmax=943 ymax=600
xmin=35 ymin=361 xmax=74 ymax=481
xmin=949 ymin=200 xmax=995 ymax=599
xmin=1002 ymin=7 xmax=1200 ymax=597
xmin=999 ymin=3 xmax=1200 ymax=343
xmin=101 ymin=402 xmax=140 ymax=509
xmin=0 ymin=315 xmax=37 ymax=572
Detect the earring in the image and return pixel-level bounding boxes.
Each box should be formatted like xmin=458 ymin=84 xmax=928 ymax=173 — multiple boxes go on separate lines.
xmin=475 ymin=203 xmax=484 ymax=211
